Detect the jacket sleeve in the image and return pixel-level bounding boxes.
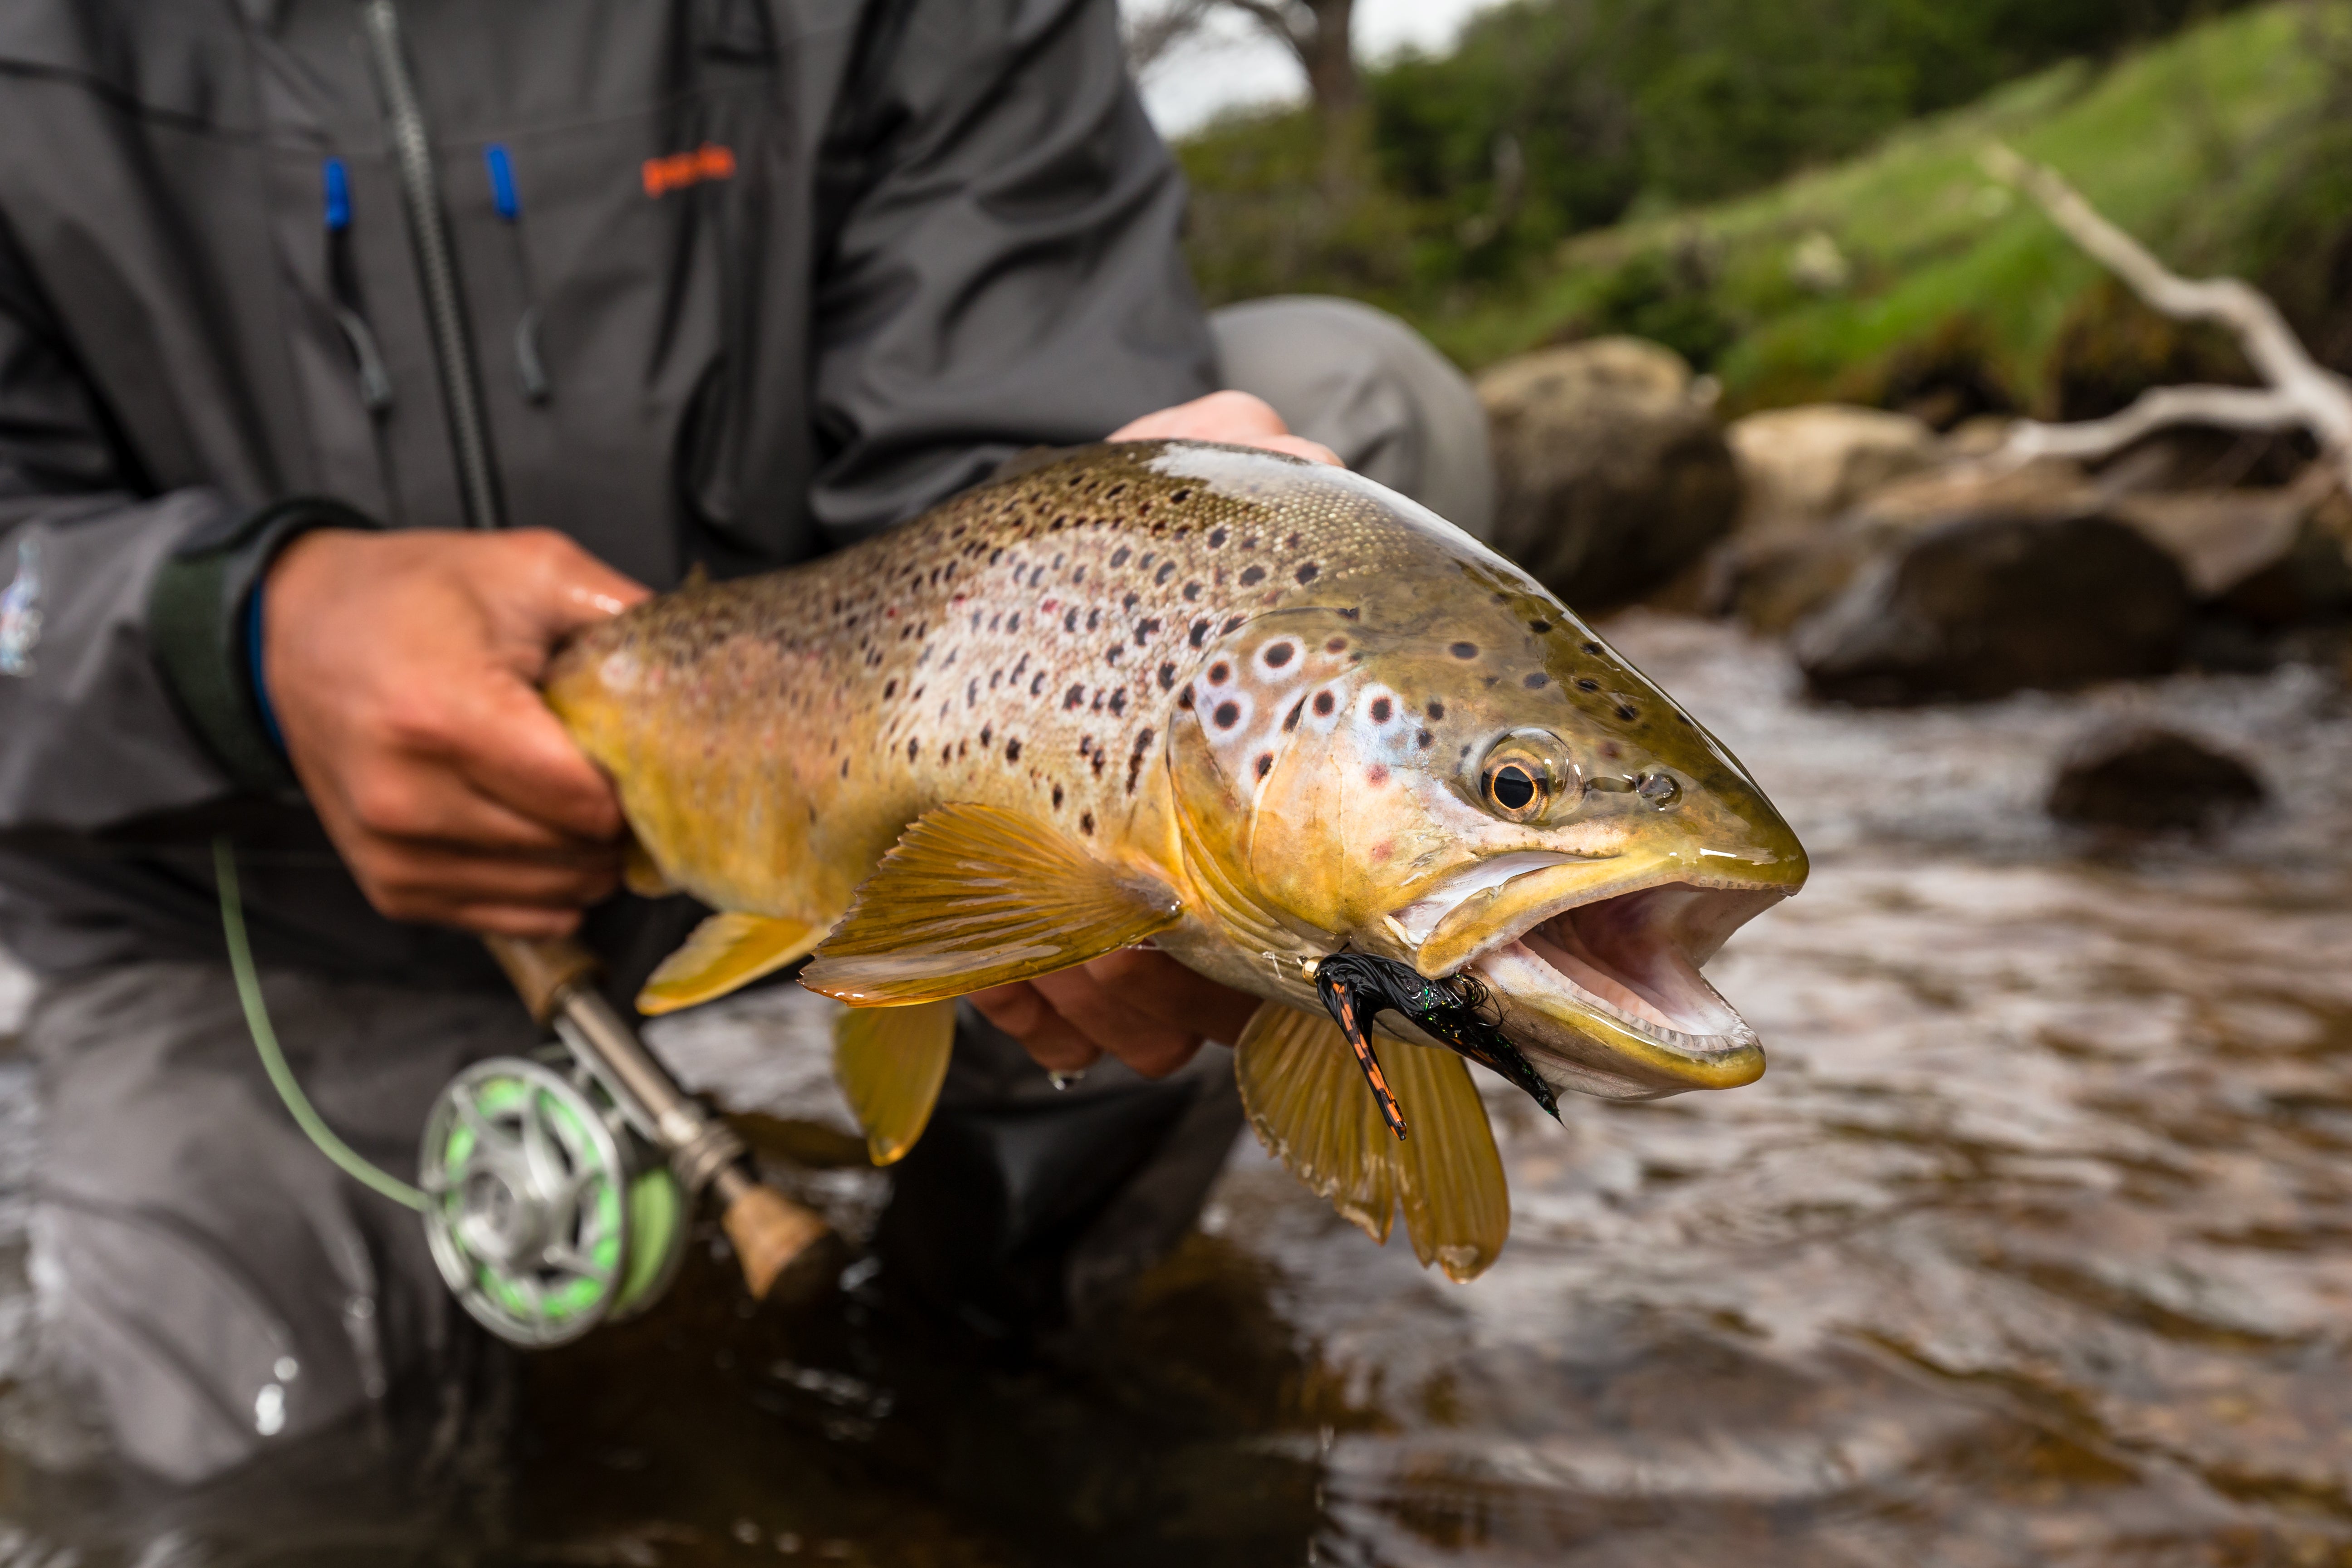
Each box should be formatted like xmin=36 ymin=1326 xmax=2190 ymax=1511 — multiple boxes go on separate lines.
xmin=0 ymin=218 xmax=351 ymax=830
xmin=806 ymin=0 xmax=1220 ymax=540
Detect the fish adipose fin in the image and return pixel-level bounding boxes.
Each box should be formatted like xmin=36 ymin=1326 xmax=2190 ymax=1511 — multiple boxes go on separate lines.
xmin=1236 ymin=1001 xmax=1510 ymax=1282
xmin=834 ymin=999 xmax=957 ymax=1165
xmin=798 ymin=804 xmax=1183 ymax=1004
xmin=636 ymin=911 xmax=824 ymax=1016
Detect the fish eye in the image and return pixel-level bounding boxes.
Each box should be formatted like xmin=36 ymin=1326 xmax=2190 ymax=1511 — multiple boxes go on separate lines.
xmin=1475 ymin=729 xmax=1578 ymax=823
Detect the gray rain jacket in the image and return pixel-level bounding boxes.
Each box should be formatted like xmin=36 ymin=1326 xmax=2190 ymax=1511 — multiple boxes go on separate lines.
xmin=0 ymin=0 xmax=1215 ymax=983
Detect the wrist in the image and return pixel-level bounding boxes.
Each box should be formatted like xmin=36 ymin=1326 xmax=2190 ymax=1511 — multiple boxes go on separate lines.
xmin=149 ymin=497 xmax=380 ymax=791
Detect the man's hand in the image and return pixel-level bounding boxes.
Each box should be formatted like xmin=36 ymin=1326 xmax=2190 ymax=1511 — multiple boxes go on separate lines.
xmin=970 ymin=949 xmax=1260 ymax=1081
xmin=974 ymin=390 xmax=1329 ymax=1081
xmin=264 ymin=528 xmax=649 ymax=938
xmin=1110 ymin=389 xmax=1341 ymax=467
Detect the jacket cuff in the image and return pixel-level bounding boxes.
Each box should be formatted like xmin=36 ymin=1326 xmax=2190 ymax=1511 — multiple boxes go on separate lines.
xmin=147 ymin=497 xmax=381 ymax=792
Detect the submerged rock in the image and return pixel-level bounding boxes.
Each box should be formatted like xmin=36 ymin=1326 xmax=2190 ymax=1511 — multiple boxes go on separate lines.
xmin=1479 ymin=337 xmax=1740 ymax=612
xmin=1792 ymin=511 xmax=2190 ymax=705
xmin=2047 ymin=726 xmax=2266 ymax=833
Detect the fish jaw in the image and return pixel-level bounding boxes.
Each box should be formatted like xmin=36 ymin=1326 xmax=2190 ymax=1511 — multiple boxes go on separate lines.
xmin=1378 ymin=853 xmax=1802 ymax=1101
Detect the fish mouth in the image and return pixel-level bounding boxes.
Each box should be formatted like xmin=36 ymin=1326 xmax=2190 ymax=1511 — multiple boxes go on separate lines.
xmin=1387 ymin=858 xmax=1791 ymax=1101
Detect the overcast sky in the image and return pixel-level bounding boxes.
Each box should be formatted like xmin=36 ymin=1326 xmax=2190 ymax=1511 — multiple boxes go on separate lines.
xmin=1125 ymin=0 xmax=1504 ymax=139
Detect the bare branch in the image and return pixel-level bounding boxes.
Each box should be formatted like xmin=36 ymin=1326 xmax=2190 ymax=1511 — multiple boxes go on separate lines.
xmin=1123 ymin=0 xmax=1217 ymax=73
xmin=1982 ymin=142 xmax=2352 ymax=488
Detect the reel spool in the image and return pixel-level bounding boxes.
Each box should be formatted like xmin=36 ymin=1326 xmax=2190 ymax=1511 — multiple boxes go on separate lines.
xmin=420 ymin=1056 xmax=687 ymax=1347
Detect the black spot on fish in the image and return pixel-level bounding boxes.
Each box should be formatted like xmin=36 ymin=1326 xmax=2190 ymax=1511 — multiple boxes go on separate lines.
xmin=1007 ymin=613 xmax=1022 ymax=632
xmin=1213 ymin=700 xmax=1241 ymax=729
xmin=1111 ymin=547 xmax=1130 ymax=567
xmin=907 ymin=739 xmax=919 ymax=762
xmin=1158 ymin=661 xmax=1177 ymax=690
xmin=1190 ymin=620 xmax=1210 ymax=648
xmin=1065 ymin=684 xmax=1085 ymax=710
xmin=1426 ymin=699 xmax=1445 ymax=720
xmin=1209 ymin=528 xmax=1227 ymax=548
xmin=1583 ymin=641 xmax=1602 ymax=655
xmin=1109 ymin=690 xmax=1127 ymax=715
xmin=1576 ymin=678 xmax=1600 ymax=691
xmin=1240 ymin=565 xmax=1265 ymax=586
xmin=1338 ymin=607 xmax=1360 ymax=621
xmin=1088 ymin=607 xmax=1102 ymax=631
xmin=1081 ymin=811 xmax=1095 ymax=835
xmin=1031 ymin=672 xmax=1047 ymax=695
xmin=1255 ymin=753 xmax=1274 ymax=778
xmin=1064 ymin=609 xmax=1079 ymax=632
xmin=1370 ymin=697 xmax=1392 ymax=724
xmin=1284 ymin=698 xmax=1304 ymax=732
xmin=1170 ymin=489 xmax=1191 ymax=503
xmin=1264 ymin=641 xmax=1294 ymax=668
xmin=884 ymin=679 xmax=897 ymax=698
xmin=840 ymin=760 xmax=850 ymax=778
xmin=1123 ymin=592 xmax=1139 ymax=611
xmin=1326 ymin=637 xmax=1348 ymax=653
xmin=1183 ymin=582 xmax=1201 ymax=602
xmin=1296 ymin=563 xmax=1319 ymax=583
xmin=981 ymin=725 xmax=993 ymax=745
xmin=1134 ymin=617 xmax=1161 ymax=645
xmin=1209 ymin=662 xmax=1230 ymax=684
xmin=1178 ymin=685 xmax=1195 ymax=709
xmin=967 ymin=680 xmax=979 ymax=707
xmin=1313 ymin=691 xmax=1335 ymax=717
xmin=1616 ymin=705 xmax=1638 ymax=721
xmin=1156 ymin=562 xmax=1176 ymax=584
xmin=1529 ymin=620 xmax=1552 ymax=633
xmin=1052 ymin=783 xmax=1064 ymax=808
xmin=1525 ymin=673 xmax=1549 ymax=689
xmin=1224 ymin=616 xmax=1245 ymax=634
xmin=1006 ymin=738 xmax=1022 ymax=761
xmin=1450 ymin=642 xmax=1477 ymax=659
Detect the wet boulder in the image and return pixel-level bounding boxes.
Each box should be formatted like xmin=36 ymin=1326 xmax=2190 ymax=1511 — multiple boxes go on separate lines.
xmin=1791 ymin=510 xmax=2191 ymax=705
xmin=1717 ymin=456 xmax=2096 ymax=636
xmin=2047 ymin=726 xmax=2266 ymax=833
xmin=1725 ymin=405 xmax=1941 ymax=531
xmin=1478 ymin=338 xmax=1740 ymax=612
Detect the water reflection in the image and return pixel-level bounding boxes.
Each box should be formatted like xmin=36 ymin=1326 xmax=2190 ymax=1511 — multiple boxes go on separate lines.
xmin=10 ymin=614 xmax=2352 ymax=1564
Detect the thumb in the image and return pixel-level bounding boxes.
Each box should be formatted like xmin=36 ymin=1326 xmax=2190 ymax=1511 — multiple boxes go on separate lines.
xmin=488 ymin=530 xmax=652 ymax=671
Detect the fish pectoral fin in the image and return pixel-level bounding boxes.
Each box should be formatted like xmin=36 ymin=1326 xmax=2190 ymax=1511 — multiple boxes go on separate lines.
xmin=622 ymin=838 xmax=676 ymax=898
xmin=635 ymin=911 xmax=824 ymax=1016
xmin=1234 ymin=1002 xmax=1398 ymax=1245
xmin=1386 ymin=1036 xmax=1511 ymax=1282
xmin=1234 ymin=1001 xmax=1512 ymax=1278
xmin=797 ymin=803 xmax=1183 ymax=1004
xmin=834 ymin=999 xmax=957 ymax=1166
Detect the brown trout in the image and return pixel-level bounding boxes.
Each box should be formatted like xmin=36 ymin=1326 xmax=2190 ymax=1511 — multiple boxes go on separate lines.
xmin=546 ymin=441 xmax=1806 ymax=1280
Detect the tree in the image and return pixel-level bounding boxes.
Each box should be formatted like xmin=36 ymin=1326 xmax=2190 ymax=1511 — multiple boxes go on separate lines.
xmin=1126 ymin=0 xmax=1364 ymax=193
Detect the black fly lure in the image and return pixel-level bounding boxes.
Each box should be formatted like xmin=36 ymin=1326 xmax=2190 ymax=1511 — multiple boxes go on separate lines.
xmin=1310 ymin=951 xmax=1562 ymax=1142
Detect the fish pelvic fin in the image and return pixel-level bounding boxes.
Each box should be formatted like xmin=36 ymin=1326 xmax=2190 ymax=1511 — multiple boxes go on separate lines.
xmin=635 ymin=911 xmax=824 ymax=1016
xmin=797 ymin=803 xmax=1183 ymax=1004
xmin=834 ymin=998 xmax=957 ymax=1166
xmin=622 ymin=838 xmax=676 ymax=898
xmin=1235 ymin=1001 xmax=1510 ymax=1281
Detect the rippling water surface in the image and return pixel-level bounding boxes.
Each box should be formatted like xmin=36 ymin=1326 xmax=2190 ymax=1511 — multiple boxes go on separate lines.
xmin=9 ymin=614 xmax=2352 ymax=1566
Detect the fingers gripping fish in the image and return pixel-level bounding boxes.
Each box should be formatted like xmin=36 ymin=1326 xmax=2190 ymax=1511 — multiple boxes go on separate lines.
xmin=543 ymin=442 xmax=1808 ymax=1281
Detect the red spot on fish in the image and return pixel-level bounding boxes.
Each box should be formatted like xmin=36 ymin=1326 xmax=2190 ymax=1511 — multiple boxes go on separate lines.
xmin=1366 ymin=764 xmax=1388 ymax=785
xmin=1372 ymin=841 xmax=1392 ymax=862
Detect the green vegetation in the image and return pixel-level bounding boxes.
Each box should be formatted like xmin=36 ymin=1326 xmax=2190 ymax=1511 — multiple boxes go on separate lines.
xmin=1177 ymin=1 xmax=2352 ymax=416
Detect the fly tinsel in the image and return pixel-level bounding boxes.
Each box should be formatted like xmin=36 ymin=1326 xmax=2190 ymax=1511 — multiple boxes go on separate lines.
xmin=1312 ymin=951 xmax=1561 ymax=1134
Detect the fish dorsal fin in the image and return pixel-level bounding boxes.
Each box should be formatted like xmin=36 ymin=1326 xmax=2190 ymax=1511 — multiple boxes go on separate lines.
xmin=1234 ymin=1001 xmax=1511 ymax=1279
xmin=635 ymin=911 xmax=824 ymax=1016
xmin=1384 ymin=1033 xmax=1510 ymax=1281
xmin=798 ymin=804 xmax=1183 ymax=1004
xmin=834 ymin=999 xmax=958 ymax=1165
xmin=1235 ymin=1002 xmax=1397 ymax=1243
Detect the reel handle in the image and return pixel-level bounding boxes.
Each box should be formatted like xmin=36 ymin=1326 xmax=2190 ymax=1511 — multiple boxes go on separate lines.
xmin=482 ymin=933 xmax=834 ymax=1301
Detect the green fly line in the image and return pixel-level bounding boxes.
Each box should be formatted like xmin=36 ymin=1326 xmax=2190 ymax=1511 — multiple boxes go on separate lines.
xmin=214 ymin=836 xmax=428 ymax=1212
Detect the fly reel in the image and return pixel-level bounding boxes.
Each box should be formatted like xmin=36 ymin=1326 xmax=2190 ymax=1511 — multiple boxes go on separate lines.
xmin=419 ymin=1055 xmax=687 ymax=1347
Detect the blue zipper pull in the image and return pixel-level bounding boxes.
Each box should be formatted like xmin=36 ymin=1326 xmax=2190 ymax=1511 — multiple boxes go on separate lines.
xmin=323 ymin=158 xmax=352 ymax=231
xmin=485 ymin=144 xmax=520 ymax=222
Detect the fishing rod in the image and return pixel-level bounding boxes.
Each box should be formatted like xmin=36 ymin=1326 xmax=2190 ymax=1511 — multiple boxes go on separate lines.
xmin=216 ymin=840 xmax=832 ymax=1347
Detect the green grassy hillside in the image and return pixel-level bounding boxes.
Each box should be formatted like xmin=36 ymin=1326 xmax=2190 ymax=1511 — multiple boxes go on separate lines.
xmin=1401 ymin=2 xmax=2350 ymax=416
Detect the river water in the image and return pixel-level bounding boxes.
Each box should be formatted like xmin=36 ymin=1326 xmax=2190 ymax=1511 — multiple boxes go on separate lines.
xmin=7 ymin=613 xmax=2352 ymax=1565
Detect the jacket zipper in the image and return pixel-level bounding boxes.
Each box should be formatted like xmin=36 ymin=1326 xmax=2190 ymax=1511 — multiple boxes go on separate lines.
xmin=359 ymin=0 xmax=506 ymax=531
